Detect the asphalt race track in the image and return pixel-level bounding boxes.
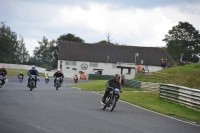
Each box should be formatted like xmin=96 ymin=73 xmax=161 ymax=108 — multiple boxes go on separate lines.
xmin=0 ymin=77 xmax=199 ymax=133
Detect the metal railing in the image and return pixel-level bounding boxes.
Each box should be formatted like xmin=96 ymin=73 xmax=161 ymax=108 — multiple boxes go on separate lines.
xmin=159 ymin=84 xmax=200 ymax=110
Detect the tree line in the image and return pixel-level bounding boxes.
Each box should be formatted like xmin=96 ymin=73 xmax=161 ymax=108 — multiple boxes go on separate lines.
xmin=0 ymin=21 xmax=200 ymax=70
xmin=163 ymin=21 xmax=200 ymax=63
xmin=0 ymin=22 xmax=29 ymax=64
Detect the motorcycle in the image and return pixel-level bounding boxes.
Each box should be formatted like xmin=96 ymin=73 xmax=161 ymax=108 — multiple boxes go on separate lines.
xmin=55 ymin=77 xmax=62 ymax=90
xmin=45 ymin=76 xmax=49 ymax=84
xmin=74 ymin=77 xmax=78 ymax=83
xmin=28 ymin=75 xmax=37 ymax=91
xmin=18 ymin=75 xmax=23 ymax=83
xmin=0 ymin=75 xmax=4 ymax=88
xmin=102 ymin=88 xmax=120 ymax=111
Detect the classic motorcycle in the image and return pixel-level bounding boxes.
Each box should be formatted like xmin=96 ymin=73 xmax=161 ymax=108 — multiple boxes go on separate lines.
xmin=18 ymin=75 xmax=23 ymax=83
xmin=0 ymin=75 xmax=4 ymax=88
xmin=45 ymin=76 xmax=49 ymax=84
xmin=102 ymin=88 xmax=120 ymax=111
xmin=74 ymin=77 xmax=78 ymax=83
xmin=55 ymin=77 xmax=62 ymax=90
xmin=28 ymin=75 xmax=37 ymax=91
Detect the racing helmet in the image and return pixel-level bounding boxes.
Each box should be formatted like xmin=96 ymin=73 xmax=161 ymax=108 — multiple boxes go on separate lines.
xmin=1 ymin=66 xmax=6 ymax=69
xmin=32 ymin=65 xmax=36 ymax=70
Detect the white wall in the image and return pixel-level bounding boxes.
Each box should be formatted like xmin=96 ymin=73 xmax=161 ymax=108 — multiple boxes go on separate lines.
xmin=58 ymin=60 xmax=132 ymax=79
xmin=58 ymin=60 xmax=162 ymax=79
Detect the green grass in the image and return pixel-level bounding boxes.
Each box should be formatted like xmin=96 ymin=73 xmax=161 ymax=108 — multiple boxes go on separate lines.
xmin=70 ymin=80 xmax=200 ymax=124
xmin=6 ymin=68 xmax=45 ymax=77
xmin=134 ymin=75 xmax=164 ymax=83
xmin=120 ymin=91 xmax=200 ymax=124
xmin=135 ymin=63 xmax=200 ymax=89
xmin=70 ymin=80 xmax=141 ymax=91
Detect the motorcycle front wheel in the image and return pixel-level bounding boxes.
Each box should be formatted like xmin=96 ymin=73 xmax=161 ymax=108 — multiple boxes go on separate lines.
xmin=109 ymin=97 xmax=117 ymax=111
xmin=56 ymin=83 xmax=59 ymax=90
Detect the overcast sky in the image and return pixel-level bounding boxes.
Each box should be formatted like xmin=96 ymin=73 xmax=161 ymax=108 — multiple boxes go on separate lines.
xmin=1 ymin=0 xmax=200 ymax=56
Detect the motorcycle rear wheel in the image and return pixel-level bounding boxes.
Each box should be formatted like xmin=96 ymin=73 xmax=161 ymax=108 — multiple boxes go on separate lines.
xmin=102 ymin=97 xmax=109 ymax=110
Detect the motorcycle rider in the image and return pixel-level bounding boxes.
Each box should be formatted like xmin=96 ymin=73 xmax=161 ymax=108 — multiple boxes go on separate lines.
xmin=74 ymin=74 xmax=78 ymax=82
xmin=27 ymin=65 xmax=39 ymax=88
xmin=101 ymin=74 xmax=123 ymax=105
xmin=74 ymin=74 xmax=78 ymax=79
xmin=0 ymin=66 xmax=7 ymax=88
xmin=53 ymin=69 xmax=64 ymax=87
xmin=45 ymin=73 xmax=49 ymax=82
xmin=18 ymin=72 xmax=24 ymax=80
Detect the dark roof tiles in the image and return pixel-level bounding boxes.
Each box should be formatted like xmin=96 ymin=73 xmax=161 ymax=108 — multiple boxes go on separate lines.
xmin=58 ymin=42 xmax=175 ymax=67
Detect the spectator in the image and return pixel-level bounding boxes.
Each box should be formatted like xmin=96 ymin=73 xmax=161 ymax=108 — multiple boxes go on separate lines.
xmin=163 ymin=58 xmax=167 ymax=68
xmin=137 ymin=63 xmax=142 ymax=74
xmin=161 ymin=58 xmax=164 ymax=68
xmin=180 ymin=53 xmax=186 ymax=66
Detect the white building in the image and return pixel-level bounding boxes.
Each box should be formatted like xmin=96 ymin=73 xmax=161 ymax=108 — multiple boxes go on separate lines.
xmin=58 ymin=42 xmax=175 ymax=79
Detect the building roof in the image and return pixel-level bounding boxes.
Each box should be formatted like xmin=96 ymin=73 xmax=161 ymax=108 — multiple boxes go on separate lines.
xmin=58 ymin=42 xmax=175 ymax=67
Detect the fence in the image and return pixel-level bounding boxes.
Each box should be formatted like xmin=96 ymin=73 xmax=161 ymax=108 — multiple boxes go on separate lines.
xmin=141 ymin=82 xmax=160 ymax=90
xmin=124 ymin=79 xmax=141 ymax=89
xmin=159 ymin=84 xmax=200 ymax=110
xmin=124 ymin=79 xmax=160 ymax=90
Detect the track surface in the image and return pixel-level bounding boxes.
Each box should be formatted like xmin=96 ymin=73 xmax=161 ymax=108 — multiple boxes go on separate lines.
xmin=0 ymin=77 xmax=199 ymax=133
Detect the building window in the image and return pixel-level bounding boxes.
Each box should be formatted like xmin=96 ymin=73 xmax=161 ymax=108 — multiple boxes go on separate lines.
xmin=90 ymin=62 xmax=98 ymax=67
xmin=71 ymin=61 xmax=76 ymax=66
xmin=65 ymin=61 xmax=70 ymax=65
xmin=65 ymin=61 xmax=76 ymax=66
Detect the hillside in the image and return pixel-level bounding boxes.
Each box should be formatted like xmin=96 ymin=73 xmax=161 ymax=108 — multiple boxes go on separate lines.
xmin=134 ymin=63 xmax=200 ymax=89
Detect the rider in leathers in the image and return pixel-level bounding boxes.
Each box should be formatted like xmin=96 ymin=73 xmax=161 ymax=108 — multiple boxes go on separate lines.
xmin=101 ymin=74 xmax=122 ymax=105
xmin=53 ymin=69 xmax=64 ymax=87
xmin=27 ymin=65 xmax=39 ymax=88
xmin=18 ymin=72 xmax=24 ymax=80
xmin=0 ymin=66 xmax=7 ymax=88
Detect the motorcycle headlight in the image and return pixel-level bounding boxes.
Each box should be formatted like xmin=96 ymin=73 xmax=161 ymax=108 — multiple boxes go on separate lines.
xmin=114 ymin=89 xmax=119 ymax=94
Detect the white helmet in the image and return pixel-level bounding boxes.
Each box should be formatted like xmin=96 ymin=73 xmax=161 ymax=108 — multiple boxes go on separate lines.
xmin=32 ymin=65 xmax=36 ymax=69
xmin=58 ymin=69 xmax=61 ymax=72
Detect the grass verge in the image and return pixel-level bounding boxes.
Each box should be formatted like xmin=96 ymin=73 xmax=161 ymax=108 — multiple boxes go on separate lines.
xmin=70 ymin=80 xmax=200 ymax=124
xmin=134 ymin=63 xmax=200 ymax=89
xmin=6 ymin=68 xmax=45 ymax=77
xmin=120 ymin=91 xmax=200 ymax=124
xmin=70 ymin=80 xmax=141 ymax=91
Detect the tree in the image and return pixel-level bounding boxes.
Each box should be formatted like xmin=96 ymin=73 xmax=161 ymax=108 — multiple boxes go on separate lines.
xmin=96 ymin=40 xmax=114 ymax=45
xmin=57 ymin=33 xmax=85 ymax=44
xmin=15 ymin=36 xmax=29 ymax=64
xmin=163 ymin=21 xmax=200 ymax=63
xmin=54 ymin=33 xmax=85 ymax=68
xmin=33 ymin=37 xmax=56 ymax=69
xmin=32 ymin=34 xmax=85 ymax=69
xmin=96 ymin=32 xmax=114 ymax=45
xmin=0 ymin=22 xmax=30 ymax=64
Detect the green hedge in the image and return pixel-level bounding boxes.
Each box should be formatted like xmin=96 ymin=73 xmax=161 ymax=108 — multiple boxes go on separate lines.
xmin=125 ymin=79 xmax=141 ymax=89
xmin=89 ymin=74 xmax=113 ymax=80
